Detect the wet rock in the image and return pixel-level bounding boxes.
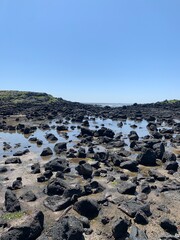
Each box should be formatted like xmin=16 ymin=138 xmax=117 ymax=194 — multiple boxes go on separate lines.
xmin=50 ymin=216 xmax=84 ymax=240
xmin=1 ymin=211 xmax=44 ymax=240
xmin=54 ymin=142 xmax=67 ymax=154
xmin=5 ymin=157 xmax=22 ymax=164
xmin=46 ymin=178 xmax=69 ymax=196
xmin=56 ymin=125 xmax=68 ymax=131
xmin=29 ymin=137 xmax=37 ymax=142
xmin=13 ymin=149 xmax=29 ymax=156
xmin=5 ymin=189 xmax=21 ymax=212
xmin=0 ymin=166 xmax=8 ymax=173
xmin=117 ymin=181 xmax=137 ymax=195
xmin=81 ymin=127 xmax=94 ymax=136
xmin=112 ymin=218 xmax=129 ymax=239
xmin=152 ymin=131 xmax=163 ymax=139
xmin=44 ymin=157 xmax=69 ymax=172
xmin=31 ymin=163 xmax=41 ymax=174
xmin=39 ymin=124 xmax=50 ymax=130
xmin=73 ymin=199 xmax=100 ymax=220
xmin=128 ymin=131 xmax=139 ymax=141
xmin=160 ymin=218 xmax=177 ymax=234
xmin=40 ymin=147 xmax=53 ymax=156
xmin=147 ymin=122 xmax=157 ymax=131
xmin=20 ymin=190 xmax=37 ymax=202
xmin=75 ymin=162 xmax=93 ymax=178
xmin=96 ymin=127 xmax=115 ymax=138
xmin=136 ymin=148 xmax=156 ymax=166
xmin=46 ymin=133 xmax=58 ymax=141
xmin=37 ymin=140 xmax=43 ymax=146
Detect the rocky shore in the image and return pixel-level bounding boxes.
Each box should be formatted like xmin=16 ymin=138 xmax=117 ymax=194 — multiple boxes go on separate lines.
xmin=0 ymin=91 xmax=180 ymax=240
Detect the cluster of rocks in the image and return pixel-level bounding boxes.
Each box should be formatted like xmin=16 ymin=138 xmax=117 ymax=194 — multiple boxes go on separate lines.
xmin=0 ymin=96 xmax=180 ymax=239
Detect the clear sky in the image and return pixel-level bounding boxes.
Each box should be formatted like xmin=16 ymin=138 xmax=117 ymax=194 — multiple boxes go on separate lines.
xmin=0 ymin=0 xmax=179 ymax=103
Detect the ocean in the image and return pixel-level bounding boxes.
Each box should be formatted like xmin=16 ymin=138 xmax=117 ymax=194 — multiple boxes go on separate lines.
xmin=85 ymin=103 xmax=131 ymax=107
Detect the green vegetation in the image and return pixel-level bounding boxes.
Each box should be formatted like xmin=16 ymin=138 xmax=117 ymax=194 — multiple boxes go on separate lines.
xmin=0 ymin=90 xmax=58 ymax=105
xmin=1 ymin=211 xmax=25 ymax=220
xmin=156 ymin=99 xmax=180 ymax=105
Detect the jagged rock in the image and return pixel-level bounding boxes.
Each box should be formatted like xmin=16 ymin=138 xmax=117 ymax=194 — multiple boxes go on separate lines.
xmin=164 ymin=161 xmax=179 ymax=171
xmin=129 ymin=225 xmax=148 ymax=240
xmin=12 ymin=177 xmax=22 ymax=190
xmin=136 ymin=148 xmax=156 ymax=166
xmin=134 ymin=210 xmax=149 ymax=225
xmin=128 ymin=131 xmax=139 ymax=141
xmin=112 ymin=218 xmax=129 ymax=239
xmin=149 ymin=169 xmax=166 ymax=181
xmin=44 ymin=195 xmax=76 ymax=211
xmin=117 ymin=181 xmax=137 ymax=195
xmin=162 ymin=151 xmax=176 ymax=162
xmin=54 ymin=142 xmax=67 ymax=154
xmin=81 ymin=127 xmax=94 ymax=136
xmin=44 ymin=158 xmax=69 ymax=172
xmin=160 ymin=218 xmax=177 ymax=233
xmin=5 ymin=157 xmax=22 ymax=164
xmin=5 ymin=189 xmax=21 ymax=212
xmin=75 ymin=162 xmax=93 ymax=178
xmin=153 ymin=142 xmax=165 ymax=159
xmin=46 ymin=133 xmax=58 ymax=141
xmin=20 ymin=190 xmax=37 ymax=202
xmin=13 ymin=149 xmax=29 ymax=156
xmin=31 ymin=163 xmax=41 ymax=174
xmin=1 ymin=211 xmax=44 ymax=240
xmin=120 ymin=160 xmax=138 ymax=172
xmin=40 ymin=147 xmax=53 ymax=156
xmin=73 ymin=199 xmax=100 ymax=220
xmin=50 ymin=216 xmax=84 ymax=240
xmin=118 ymin=199 xmax=151 ymax=218
xmin=77 ymin=147 xmax=86 ymax=158
xmin=0 ymin=166 xmax=8 ymax=173
xmin=46 ymin=178 xmax=69 ymax=196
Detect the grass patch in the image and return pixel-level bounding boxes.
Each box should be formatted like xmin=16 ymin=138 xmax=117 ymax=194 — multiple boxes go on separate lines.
xmin=2 ymin=211 xmax=25 ymax=220
xmin=0 ymin=90 xmax=58 ymax=105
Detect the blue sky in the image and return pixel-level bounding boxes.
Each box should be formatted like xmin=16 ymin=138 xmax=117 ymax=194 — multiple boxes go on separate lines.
xmin=0 ymin=0 xmax=179 ymax=103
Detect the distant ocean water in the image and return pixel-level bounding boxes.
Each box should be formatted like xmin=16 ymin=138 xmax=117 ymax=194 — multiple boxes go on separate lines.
xmin=85 ymin=103 xmax=131 ymax=107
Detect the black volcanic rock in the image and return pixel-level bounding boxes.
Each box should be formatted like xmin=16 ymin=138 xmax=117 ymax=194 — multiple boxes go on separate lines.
xmin=136 ymin=148 xmax=156 ymax=166
xmin=40 ymin=147 xmax=53 ymax=156
xmin=5 ymin=189 xmax=21 ymax=212
xmin=73 ymin=199 xmax=100 ymax=220
xmin=44 ymin=157 xmax=69 ymax=172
